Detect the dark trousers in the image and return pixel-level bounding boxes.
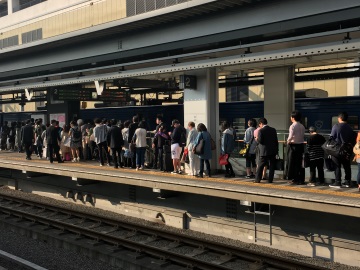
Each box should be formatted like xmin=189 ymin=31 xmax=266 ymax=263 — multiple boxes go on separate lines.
xmin=47 ymin=143 xmax=61 ymax=163
xmin=111 ymin=147 xmax=121 ymax=168
xmin=256 ymin=155 xmax=276 ymax=182
xmin=131 ymin=147 xmax=137 ymax=168
xmin=1 ymin=137 xmax=6 ymax=150
xmin=286 ymin=144 xmax=305 ymax=183
xmin=199 ymin=159 xmax=211 ymax=176
xmin=97 ymin=141 xmax=110 ymax=165
xmin=225 ymin=154 xmax=234 ymax=175
xmin=24 ymin=143 xmax=32 ymax=158
xmin=332 ymin=155 xmax=351 ymax=185
xmin=153 ymin=147 xmax=159 ymax=168
xmin=158 ymin=148 xmax=164 ymax=170
xmin=309 ymin=158 xmax=324 ymax=183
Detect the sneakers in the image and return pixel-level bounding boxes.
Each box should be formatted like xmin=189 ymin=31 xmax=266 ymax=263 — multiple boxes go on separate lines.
xmin=342 ymin=183 xmax=351 ymax=188
xmin=329 ymin=183 xmax=341 ymax=188
xmin=72 ymin=159 xmax=76 ymax=162
xmin=171 ymin=171 xmax=178 ymax=174
xmin=77 ymin=157 xmax=80 ymax=162
xmin=245 ymin=175 xmax=251 ymax=179
xmin=99 ymin=164 xmax=103 ymax=167
xmin=307 ymin=182 xmax=316 ymax=187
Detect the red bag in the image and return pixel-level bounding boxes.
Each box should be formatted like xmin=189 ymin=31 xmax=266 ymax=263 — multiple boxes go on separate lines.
xmin=219 ymin=154 xmax=229 ymax=165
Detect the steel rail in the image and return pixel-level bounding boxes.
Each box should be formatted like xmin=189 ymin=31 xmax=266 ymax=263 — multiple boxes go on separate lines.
xmin=0 ymin=194 xmax=328 ymax=270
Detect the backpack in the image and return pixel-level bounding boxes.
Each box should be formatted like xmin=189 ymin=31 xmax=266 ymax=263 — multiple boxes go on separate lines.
xmin=179 ymin=128 xmax=187 ymax=147
xmin=71 ymin=127 xmax=82 ymax=142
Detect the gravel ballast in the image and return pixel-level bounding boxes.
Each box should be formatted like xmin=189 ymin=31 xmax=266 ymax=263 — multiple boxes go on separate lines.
xmin=0 ymin=186 xmax=358 ymax=270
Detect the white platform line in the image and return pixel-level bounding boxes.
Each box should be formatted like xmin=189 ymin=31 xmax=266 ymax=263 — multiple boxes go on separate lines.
xmin=0 ymin=250 xmax=48 ymax=270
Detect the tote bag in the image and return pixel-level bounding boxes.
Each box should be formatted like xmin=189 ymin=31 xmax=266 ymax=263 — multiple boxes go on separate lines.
xmin=219 ymin=154 xmax=229 ymax=165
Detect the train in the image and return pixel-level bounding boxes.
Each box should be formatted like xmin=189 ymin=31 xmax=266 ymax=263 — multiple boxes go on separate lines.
xmin=1 ymin=96 xmax=359 ymax=133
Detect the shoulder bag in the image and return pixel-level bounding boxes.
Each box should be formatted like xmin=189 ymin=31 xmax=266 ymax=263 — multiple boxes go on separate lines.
xmin=194 ymin=134 xmax=204 ymax=155
xmin=219 ymin=153 xmax=229 ymax=165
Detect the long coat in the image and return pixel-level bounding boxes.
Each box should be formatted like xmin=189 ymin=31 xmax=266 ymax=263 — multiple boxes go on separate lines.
xmin=194 ymin=131 xmax=212 ymax=160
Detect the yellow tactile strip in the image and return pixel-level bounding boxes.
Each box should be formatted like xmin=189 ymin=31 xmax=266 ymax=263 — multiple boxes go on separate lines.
xmin=1 ymin=153 xmax=360 ymax=199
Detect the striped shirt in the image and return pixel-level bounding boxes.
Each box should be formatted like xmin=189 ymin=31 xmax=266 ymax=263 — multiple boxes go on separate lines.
xmin=306 ymin=134 xmax=326 ymax=160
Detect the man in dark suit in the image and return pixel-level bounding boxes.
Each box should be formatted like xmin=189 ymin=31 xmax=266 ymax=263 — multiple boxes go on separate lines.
xmin=46 ymin=119 xmax=63 ymax=163
xmin=107 ymin=119 xmax=124 ymax=168
xmin=254 ymin=118 xmax=278 ymax=183
xmin=20 ymin=119 xmax=34 ymax=160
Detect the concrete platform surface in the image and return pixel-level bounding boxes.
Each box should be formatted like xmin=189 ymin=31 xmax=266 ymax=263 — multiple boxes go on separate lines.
xmin=0 ymin=152 xmax=359 ymax=217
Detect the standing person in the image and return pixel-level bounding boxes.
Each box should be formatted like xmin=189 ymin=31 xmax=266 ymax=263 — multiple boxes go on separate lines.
xmin=152 ymin=115 xmax=164 ymax=169
xmin=254 ymin=118 xmax=278 ymax=183
xmin=69 ymin=121 xmax=82 ymax=162
xmin=15 ymin=121 xmax=22 ymax=152
xmin=306 ymin=126 xmax=326 ymax=186
xmin=329 ymin=112 xmax=356 ymax=188
xmin=20 ymin=120 xmax=34 ymax=160
xmin=244 ymin=119 xmax=257 ymax=178
xmin=122 ymin=120 xmax=131 ymax=168
xmin=285 ymin=110 xmax=305 ymax=185
xmin=60 ymin=125 xmax=71 ymax=161
xmin=8 ymin=122 xmax=16 ymax=151
xmin=221 ymin=121 xmax=235 ymax=178
xmin=128 ymin=116 xmax=139 ymax=168
xmin=133 ymin=121 xmax=147 ymax=170
xmin=81 ymin=119 xmax=92 ymax=160
xmin=170 ymin=119 xmax=186 ymax=174
xmin=107 ymin=119 xmax=124 ymax=169
xmin=254 ymin=121 xmax=267 ymax=180
xmin=93 ymin=118 xmax=111 ymax=166
xmin=153 ymin=124 xmax=170 ymax=172
xmin=185 ymin=121 xmax=199 ymax=176
xmin=354 ymin=131 xmax=360 ymax=192
xmin=34 ymin=119 xmax=45 ymax=158
xmin=0 ymin=121 xmax=9 ymax=150
xmin=193 ymin=123 xmax=212 ymax=178
xmin=46 ymin=120 xmax=63 ymax=164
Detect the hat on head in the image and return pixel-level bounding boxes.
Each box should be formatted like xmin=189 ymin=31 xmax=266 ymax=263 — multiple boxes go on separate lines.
xmin=172 ymin=119 xmax=180 ymax=127
xmin=309 ymin=126 xmax=317 ymax=133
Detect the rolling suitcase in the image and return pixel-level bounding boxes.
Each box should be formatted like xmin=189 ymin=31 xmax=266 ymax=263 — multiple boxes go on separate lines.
xmin=163 ymin=144 xmax=174 ymax=172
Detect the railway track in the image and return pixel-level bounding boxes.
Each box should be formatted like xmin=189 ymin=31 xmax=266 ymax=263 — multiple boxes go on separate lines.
xmin=0 ymin=194 xmax=328 ymax=270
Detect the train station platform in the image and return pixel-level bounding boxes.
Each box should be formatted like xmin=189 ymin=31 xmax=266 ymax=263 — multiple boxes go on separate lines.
xmin=0 ymin=151 xmax=358 ymax=218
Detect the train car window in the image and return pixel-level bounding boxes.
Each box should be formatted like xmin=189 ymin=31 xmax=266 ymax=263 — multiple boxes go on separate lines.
xmin=233 ymin=118 xmax=246 ymax=134
xmin=331 ymin=116 xmax=359 ymax=130
xmin=301 ymin=117 xmax=308 ymax=129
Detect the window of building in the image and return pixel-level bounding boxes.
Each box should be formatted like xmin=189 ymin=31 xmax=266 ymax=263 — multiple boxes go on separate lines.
xmin=331 ymin=115 xmax=359 ymax=130
xmin=18 ymin=0 xmax=47 ymax=12
xmin=0 ymin=35 xmax=19 ymax=49
xmin=127 ymin=0 xmax=190 ymax=16
xmin=22 ymin=28 xmax=42 ymax=44
xmin=0 ymin=2 xmax=8 ymax=18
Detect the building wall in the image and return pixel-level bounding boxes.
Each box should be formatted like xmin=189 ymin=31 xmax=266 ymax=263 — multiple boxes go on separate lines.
xmin=0 ymin=0 xmax=126 ymax=42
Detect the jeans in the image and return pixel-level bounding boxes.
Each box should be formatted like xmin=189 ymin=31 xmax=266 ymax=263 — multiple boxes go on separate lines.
xmin=199 ymin=158 xmax=211 ymax=176
xmin=332 ymin=155 xmax=351 ymax=184
xmin=136 ymin=147 xmax=146 ymax=167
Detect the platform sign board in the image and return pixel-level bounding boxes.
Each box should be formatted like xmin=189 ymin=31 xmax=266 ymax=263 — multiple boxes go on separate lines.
xmin=49 ymin=113 xmax=66 ymax=127
xmin=53 ymin=88 xmax=128 ymax=102
xmin=179 ymin=75 xmax=197 ymax=90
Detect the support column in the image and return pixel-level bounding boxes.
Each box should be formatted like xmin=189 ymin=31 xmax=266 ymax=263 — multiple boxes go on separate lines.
xmin=183 ymin=68 xmax=219 ymax=170
xmin=264 ymin=66 xmax=294 ymax=132
xmin=9 ymin=0 xmax=19 ymax=13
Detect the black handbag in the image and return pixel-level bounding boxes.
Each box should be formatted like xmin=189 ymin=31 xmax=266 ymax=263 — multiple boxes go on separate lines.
xmin=195 ymin=139 xmax=204 ymax=155
xmin=324 ymin=155 xmax=335 ymax=171
xmin=321 ymin=137 xmax=341 ymax=158
xmin=302 ymin=152 xmax=310 ymax=168
xmin=274 ymin=156 xmax=284 ymax=170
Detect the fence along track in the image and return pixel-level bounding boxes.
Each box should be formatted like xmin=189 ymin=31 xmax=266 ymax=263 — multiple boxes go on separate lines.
xmin=0 ymin=194 xmax=327 ymax=270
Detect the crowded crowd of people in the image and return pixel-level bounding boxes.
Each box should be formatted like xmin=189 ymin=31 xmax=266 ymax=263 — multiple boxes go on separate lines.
xmin=0 ymin=111 xmax=359 ymax=191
